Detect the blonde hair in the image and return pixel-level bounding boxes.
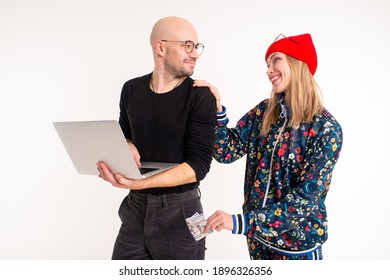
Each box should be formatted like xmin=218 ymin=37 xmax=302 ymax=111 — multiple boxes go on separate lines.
xmin=260 ymin=55 xmax=323 ymax=136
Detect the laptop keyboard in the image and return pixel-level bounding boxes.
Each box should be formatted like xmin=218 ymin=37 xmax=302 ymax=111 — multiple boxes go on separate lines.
xmin=139 ymin=167 xmax=159 ymax=175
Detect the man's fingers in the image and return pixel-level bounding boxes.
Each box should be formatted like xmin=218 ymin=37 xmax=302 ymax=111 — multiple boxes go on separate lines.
xmin=97 ymin=162 xmax=121 ymax=187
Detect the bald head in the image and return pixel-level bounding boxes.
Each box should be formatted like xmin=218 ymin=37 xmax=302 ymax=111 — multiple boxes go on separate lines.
xmin=150 ymin=16 xmax=198 ymax=46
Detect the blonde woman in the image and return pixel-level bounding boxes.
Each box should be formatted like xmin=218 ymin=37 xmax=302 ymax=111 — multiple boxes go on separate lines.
xmin=195 ymin=33 xmax=343 ymax=260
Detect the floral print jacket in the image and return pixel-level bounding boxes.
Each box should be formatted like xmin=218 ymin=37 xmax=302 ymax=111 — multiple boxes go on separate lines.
xmin=214 ymin=98 xmax=343 ymax=252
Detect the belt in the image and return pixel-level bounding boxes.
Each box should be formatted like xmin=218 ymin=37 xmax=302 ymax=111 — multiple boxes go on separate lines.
xmin=128 ymin=187 xmax=201 ymax=206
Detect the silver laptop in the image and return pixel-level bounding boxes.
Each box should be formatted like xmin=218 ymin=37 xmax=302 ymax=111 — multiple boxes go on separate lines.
xmin=53 ymin=120 xmax=179 ymax=179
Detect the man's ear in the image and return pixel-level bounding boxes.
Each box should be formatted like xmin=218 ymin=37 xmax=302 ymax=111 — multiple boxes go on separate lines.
xmin=154 ymin=40 xmax=164 ymax=55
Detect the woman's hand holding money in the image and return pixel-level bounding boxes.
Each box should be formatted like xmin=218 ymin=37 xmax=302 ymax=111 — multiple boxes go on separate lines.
xmin=204 ymin=210 xmax=234 ymax=233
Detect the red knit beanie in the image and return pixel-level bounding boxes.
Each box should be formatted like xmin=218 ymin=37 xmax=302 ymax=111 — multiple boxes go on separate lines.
xmin=265 ymin=33 xmax=317 ymax=75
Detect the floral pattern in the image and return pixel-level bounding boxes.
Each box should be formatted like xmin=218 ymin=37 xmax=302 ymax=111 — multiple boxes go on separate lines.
xmin=214 ymin=99 xmax=343 ymax=259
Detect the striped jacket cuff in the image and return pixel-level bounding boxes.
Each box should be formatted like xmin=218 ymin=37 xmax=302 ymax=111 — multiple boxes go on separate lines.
xmin=217 ymin=105 xmax=227 ymax=122
xmin=232 ymin=214 xmax=246 ymax=235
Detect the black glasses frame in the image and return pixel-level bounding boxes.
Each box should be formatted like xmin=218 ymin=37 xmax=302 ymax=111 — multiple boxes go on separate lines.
xmin=161 ymin=40 xmax=205 ymax=55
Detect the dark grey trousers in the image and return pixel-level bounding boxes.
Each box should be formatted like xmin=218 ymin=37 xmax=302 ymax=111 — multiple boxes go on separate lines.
xmin=111 ymin=188 xmax=206 ymax=260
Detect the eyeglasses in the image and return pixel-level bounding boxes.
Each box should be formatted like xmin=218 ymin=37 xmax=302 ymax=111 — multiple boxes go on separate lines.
xmin=161 ymin=40 xmax=205 ymax=55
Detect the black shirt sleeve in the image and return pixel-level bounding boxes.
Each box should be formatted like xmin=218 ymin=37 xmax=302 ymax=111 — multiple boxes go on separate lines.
xmin=185 ymin=86 xmax=217 ymax=181
xmin=118 ymin=80 xmax=133 ymax=141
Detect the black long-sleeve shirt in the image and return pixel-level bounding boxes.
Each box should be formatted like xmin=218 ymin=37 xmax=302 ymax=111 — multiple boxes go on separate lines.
xmin=118 ymin=73 xmax=217 ymax=194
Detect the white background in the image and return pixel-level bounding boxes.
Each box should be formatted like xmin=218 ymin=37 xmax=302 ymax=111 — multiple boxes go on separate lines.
xmin=0 ymin=0 xmax=388 ymax=260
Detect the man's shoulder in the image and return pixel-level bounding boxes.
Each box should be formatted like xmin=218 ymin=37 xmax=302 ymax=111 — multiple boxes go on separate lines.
xmin=123 ymin=73 xmax=151 ymax=88
xmin=187 ymin=78 xmax=214 ymax=99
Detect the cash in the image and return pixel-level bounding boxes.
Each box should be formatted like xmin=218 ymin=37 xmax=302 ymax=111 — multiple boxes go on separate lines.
xmin=186 ymin=212 xmax=213 ymax=241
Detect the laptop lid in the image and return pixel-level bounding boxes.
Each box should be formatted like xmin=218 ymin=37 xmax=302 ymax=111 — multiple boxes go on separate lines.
xmin=53 ymin=120 xmax=178 ymax=179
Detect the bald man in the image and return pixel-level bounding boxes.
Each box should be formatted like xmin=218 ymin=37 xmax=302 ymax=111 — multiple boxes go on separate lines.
xmin=97 ymin=16 xmax=216 ymax=260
